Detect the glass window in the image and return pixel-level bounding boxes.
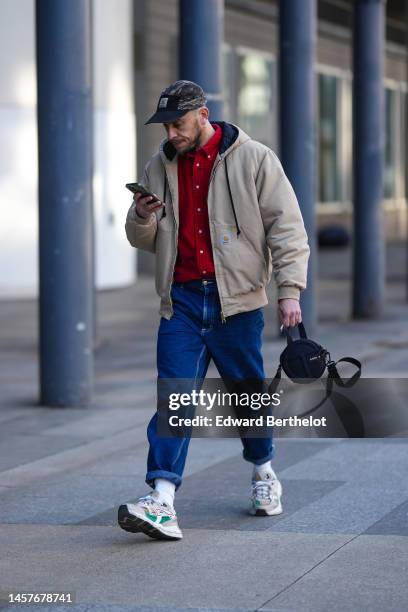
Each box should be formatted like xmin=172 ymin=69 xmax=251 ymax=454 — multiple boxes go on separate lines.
xmin=343 ymin=78 xmax=352 ymax=203
xmin=318 ymin=73 xmax=340 ymax=202
xmin=384 ymin=88 xmax=397 ymax=199
xmin=236 ymin=51 xmax=275 ymax=148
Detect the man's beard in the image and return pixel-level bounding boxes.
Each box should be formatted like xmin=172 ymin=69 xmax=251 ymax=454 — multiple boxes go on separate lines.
xmin=177 ymin=124 xmax=202 ymax=155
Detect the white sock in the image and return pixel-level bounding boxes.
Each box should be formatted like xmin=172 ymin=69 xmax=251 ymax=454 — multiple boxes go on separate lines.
xmin=253 ymin=460 xmax=277 ymax=481
xmin=154 ymin=478 xmax=176 ymax=507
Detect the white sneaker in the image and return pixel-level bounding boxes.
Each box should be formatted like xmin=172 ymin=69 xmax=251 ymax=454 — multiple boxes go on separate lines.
xmin=250 ymin=471 xmax=283 ymax=516
xmin=118 ymin=490 xmax=183 ymax=540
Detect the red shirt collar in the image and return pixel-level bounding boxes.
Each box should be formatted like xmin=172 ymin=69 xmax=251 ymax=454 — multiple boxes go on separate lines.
xmin=183 ymin=123 xmax=222 ymax=159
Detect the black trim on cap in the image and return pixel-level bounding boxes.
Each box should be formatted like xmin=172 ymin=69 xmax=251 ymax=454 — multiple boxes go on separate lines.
xmin=145 ymin=109 xmax=189 ymax=125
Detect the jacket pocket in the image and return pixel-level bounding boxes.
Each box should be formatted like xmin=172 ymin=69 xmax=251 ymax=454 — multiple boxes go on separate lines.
xmin=213 ymin=223 xmax=268 ymax=296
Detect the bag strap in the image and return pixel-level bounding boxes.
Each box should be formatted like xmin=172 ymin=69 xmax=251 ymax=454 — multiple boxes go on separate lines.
xmin=267 ymin=364 xmax=282 ymax=395
xmin=327 ymin=357 xmax=362 ymax=388
xmin=268 ymin=356 xmax=362 ymax=416
xmin=296 ymin=356 xmax=362 ymax=418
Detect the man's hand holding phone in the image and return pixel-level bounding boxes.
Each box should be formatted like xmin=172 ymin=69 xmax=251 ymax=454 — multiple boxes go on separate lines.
xmin=133 ymin=191 xmax=164 ymax=219
xmin=126 ymin=183 xmax=164 ymax=219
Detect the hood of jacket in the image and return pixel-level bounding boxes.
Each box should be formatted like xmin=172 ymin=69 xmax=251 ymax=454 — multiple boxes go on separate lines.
xmin=160 ymin=121 xmax=250 ymax=162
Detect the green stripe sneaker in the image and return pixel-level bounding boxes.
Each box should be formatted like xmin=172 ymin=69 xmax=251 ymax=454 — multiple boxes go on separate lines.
xmin=118 ymin=490 xmax=183 ymax=540
xmin=250 ymin=472 xmax=283 ymax=516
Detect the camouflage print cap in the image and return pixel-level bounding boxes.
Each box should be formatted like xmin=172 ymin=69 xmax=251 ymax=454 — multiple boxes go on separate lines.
xmin=145 ymin=80 xmax=207 ymax=125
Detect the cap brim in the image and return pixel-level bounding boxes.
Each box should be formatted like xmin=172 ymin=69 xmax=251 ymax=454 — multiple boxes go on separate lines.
xmin=145 ymin=109 xmax=188 ymax=125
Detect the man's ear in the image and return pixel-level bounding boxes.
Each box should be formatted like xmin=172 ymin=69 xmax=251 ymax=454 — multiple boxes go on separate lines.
xmin=198 ymin=107 xmax=209 ymax=125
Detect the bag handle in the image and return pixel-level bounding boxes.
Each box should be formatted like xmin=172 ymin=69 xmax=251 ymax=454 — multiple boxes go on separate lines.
xmin=281 ymin=321 xmax=307 ymax=344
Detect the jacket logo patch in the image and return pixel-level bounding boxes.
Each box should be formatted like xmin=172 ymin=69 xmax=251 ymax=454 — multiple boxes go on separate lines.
xmin=159 ymin=97 xmax=168 ymax=108
xmin=220 ymin=231 xmax=232 ymax=246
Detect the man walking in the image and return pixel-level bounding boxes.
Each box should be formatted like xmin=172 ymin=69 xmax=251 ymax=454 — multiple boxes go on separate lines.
xmin=118 ymin=80 xmax=310 ymax=540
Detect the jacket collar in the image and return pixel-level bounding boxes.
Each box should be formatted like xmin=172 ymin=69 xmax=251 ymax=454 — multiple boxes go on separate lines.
xmin=161 ymin=121 xmax=242 ymax=161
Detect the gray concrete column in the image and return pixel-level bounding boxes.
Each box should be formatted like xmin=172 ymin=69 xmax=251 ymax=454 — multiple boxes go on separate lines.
xmin=279 ymin=0 xmax=317 ymax=335
xmin=352 ymin=0 xmax=385 ymax=318
xmin=36 ymin=0 xmax=94 ymax=406
xmin=179 ymin=0 xmax=223 ymax=120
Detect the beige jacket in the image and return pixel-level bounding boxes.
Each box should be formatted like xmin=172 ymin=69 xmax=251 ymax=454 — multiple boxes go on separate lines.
xmin=125 ymin=122 xmax=310 ymax=321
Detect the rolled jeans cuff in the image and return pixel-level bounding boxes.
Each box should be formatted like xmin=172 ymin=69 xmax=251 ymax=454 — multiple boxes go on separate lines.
xmin=146 ymin=469 xmax=183 ymax=491
xmin=242 ymin=446 xmax=275 ymax=465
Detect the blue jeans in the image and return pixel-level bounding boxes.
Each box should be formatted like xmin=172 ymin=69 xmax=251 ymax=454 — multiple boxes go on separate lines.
xmin=146 ymin=279 xmax=275 ymax=490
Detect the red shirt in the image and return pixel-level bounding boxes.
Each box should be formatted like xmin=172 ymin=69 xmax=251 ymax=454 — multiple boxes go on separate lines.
xmin=173 ymin=123 xmax=222 ymax=282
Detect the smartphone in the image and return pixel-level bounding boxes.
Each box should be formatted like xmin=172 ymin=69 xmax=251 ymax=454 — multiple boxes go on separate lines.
xmin=126 ymin=182 xmax=157 ymax=199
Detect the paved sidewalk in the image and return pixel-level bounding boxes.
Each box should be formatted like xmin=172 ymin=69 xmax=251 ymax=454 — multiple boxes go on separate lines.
xmin=1 ymin=246 xmax=408 ymax=611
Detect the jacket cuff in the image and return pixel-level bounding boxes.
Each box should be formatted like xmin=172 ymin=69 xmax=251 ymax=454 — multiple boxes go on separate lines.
xmin=277 ymin=286 xmax=301 ymax=301
xmin=128 ymin=204 xmax=154 ymax=225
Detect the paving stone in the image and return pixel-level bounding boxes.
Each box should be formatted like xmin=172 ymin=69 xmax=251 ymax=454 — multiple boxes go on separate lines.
xmin=0 ymin=428 xmax=147 ymax=488
xmin=271 ymin=477 xmax=408 ymax=535
xmin=41 ymin=407 xmax=150 ymax=439
xmin=0 ymin=434 xmax=87 ymax=471
xmin=363 ymin=498 xmax=408 ymax=536
xmin=0 ymin=474 xmax=144 ymax=525
xmin=0 ymin=525 xmax=350 ymax=610
xmin=260 ymin=534 xmax=408 ymax=612
xmin=280 ymin=438 xmax=408 ymax=482
xmin=0 ymin=408 xmax=87 ymax=437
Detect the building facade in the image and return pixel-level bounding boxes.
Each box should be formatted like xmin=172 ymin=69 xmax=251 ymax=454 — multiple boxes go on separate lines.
xmin=136 ymin=0 xmax=407 ymax=276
